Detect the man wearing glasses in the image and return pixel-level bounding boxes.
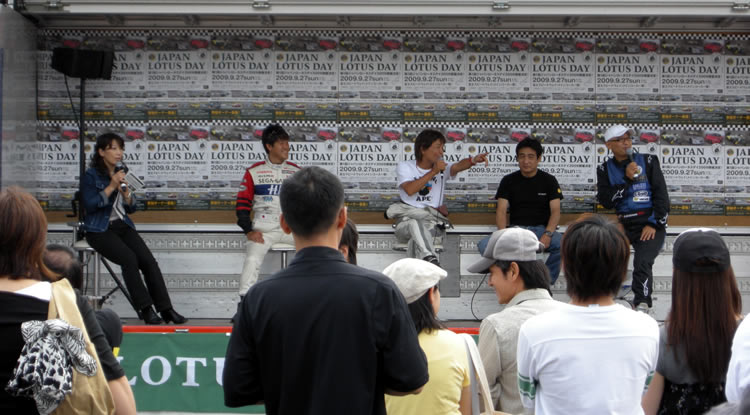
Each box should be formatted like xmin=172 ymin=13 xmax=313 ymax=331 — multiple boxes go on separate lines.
xmin=596 ymin=124 xmax=670 ymax=313
xmin=479 ymin=137 xmax=563 ymax=284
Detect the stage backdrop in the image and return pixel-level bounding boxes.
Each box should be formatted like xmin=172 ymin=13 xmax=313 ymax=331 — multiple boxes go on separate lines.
xmin=29 ymin=30 xmax=750 ymax=216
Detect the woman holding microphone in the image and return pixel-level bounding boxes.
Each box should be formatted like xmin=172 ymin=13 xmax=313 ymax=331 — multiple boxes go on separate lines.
xmin=82 ymin=133 xmax=186 ymax=325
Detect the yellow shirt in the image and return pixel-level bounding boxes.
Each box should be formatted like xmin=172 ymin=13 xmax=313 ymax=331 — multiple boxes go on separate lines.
xmin=386 ymin=329 xmax=470 ymax=415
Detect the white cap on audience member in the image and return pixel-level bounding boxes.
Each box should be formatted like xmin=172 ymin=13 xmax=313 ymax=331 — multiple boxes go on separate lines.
xmin=383 ymin=258 xmax=447 ymax=304
xmin=468 ymin=227 xmax=543 ymax=274
xmin=603 ymin=125 xmax=635 ymax=142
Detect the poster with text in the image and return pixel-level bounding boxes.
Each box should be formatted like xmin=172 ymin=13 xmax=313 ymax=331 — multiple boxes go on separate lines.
xmin=145 ymin=35 xmax=211 ymax=120
xmin=530 ymin=37 xmax=596 ymax=94
xmin=660 ymin=39 xmax=724 ymax=94
xmin=595 ymin=38 xmax=660 ymax=94
xmin=337 ymin=127 xmax=401 ymax=183
xmin=274 ymin=34 xmax=339 ymax=92
xmin=285 ymin=126 xmax=338 ymax=175
xmin=84 ymin=37 xmax=148 ymax=120
xmin=402 ymin=36 xmax=468 ymax=93
xmin=536 ymin=127 xmax=597 ymax=213
xmin=724 ymin=41 xmax=750 ymax=97
xmin=143 ymin=126 xmax=210 ymax=209
xmin=724 ymin=129 xmax=750 ymax=215
xmin=339 ymin=35 xmax=402 ymax=93
xmin=466 ymin=36 xmax=530 ymax=94
xmin=660 ymin=128 xmax=725 ymax=214
xmin=34 ymin=126 xmax=81 ymax=210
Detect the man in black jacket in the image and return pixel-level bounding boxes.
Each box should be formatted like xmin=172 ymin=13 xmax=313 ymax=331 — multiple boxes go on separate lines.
xmin=596 ymin=125 xmax=669 ymax=312
xmin=224 ymin=167 xmax=428 ymax=415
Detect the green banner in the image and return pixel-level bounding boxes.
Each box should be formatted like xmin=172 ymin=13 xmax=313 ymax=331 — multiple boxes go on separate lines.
xmin=119 ymin=333 xmax=264 ymax=413
xmin=119 ymin=330 xmax=479 ymax=413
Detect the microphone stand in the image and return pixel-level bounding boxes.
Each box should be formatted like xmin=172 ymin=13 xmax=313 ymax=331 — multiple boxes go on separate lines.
xmin=77 ymin=78 xmax=87 ymax=231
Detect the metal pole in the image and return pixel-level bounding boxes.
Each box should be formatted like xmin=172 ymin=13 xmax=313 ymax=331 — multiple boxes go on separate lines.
xmin=78 ymin=78 xmax=86 ymax=227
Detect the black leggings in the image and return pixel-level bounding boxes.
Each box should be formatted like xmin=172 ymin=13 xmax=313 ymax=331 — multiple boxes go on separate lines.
xmin=86 ymin=220 xmax=173 ymax=312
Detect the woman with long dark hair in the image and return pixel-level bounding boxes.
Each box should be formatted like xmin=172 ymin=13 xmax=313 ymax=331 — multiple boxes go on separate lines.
xmin=382 ymin=258 xmax=471 ymax=415
xmin=642 ymin=228 xmax=742 ymax=414
xmin=82 ymin=133 xmax=186 ymax=325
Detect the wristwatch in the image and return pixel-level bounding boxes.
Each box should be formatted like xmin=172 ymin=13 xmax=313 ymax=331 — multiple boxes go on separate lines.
xmin=543 ymin=230 xmax=554 ymax=237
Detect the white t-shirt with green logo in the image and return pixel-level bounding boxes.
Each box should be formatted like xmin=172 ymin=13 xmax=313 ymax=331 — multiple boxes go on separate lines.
xmin=517 ymin=303 xmax=658 ymax=415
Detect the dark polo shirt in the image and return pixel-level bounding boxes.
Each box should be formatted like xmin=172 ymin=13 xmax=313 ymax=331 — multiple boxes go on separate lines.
xmin=224 ymin=246 xmax=428 ymax=415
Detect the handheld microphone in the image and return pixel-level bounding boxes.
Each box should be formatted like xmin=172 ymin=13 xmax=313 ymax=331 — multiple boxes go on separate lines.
xmin=625 ymin=148 xmax=640 ymax=179
xmin=114 ymin=161 xmax=129 ymax=192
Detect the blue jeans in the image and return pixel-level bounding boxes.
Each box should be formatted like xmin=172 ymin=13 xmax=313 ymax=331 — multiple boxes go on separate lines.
xmin=477 ymin=225 xmax=562 ymax=284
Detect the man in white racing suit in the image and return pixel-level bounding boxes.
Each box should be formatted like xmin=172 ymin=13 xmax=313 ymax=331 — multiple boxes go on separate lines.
xmin=236 ymin=125 xmax=300 ymax=302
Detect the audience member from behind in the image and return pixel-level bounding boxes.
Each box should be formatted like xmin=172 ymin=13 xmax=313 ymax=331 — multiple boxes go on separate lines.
xmin=43 ymin=245 xmax=136 ymax=415
xmin=224 ymin=167 xmax=428 ymax=415
xmin=383 ymin=258 xmax=471 ymax=415
xmin=470 ymin=228 xmax=564 ymax=414
xmin=517 ymin=215 xmax=659 ymax=415
xmin=339 ymin=218 xmax=359 ymax=265
xmin=727 ymin=315 xmax=750 ymax=404
xmin=642 ymin=229 xmax=741 ymax=414
xmin=82 ymin=133 xmax=186 ymax=325
xmin=44 ymin=245 xmax=124 ymax=350
xmin=0 ymin=187 xmax=113 ymax=413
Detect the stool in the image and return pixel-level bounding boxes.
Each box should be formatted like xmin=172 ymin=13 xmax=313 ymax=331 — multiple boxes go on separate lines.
xmin=72 ymin=238 xmax=137 ymax=312
xmin=271 ymin=243 xmax=295 ymax=268
xmin=72 ymin=239 xmax=103 ymax=299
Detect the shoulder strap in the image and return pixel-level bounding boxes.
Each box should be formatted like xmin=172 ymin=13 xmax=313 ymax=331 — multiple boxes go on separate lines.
xmin=462 ymin=334 xmax=481 ymax=415
xmin=460 ymin=333 xmax=508 ymax=415
xmin=49 ymin=279 xmax=90 ymax=339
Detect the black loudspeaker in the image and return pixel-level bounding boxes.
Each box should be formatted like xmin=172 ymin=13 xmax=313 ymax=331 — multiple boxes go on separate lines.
xmin=51 ymin=48 xmax=114 ymax=80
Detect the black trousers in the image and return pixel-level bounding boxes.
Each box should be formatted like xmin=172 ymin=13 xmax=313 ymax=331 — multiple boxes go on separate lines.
xmin=624 ymin=224 xmax=665 ymax=308
xmin=86 ymin=220 xmax=173 ymax=313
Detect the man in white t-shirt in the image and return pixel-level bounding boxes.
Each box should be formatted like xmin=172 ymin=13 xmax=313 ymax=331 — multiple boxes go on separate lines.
xmin=389 ymin=129 xmax=488 ymax=266
xmin=727 ymin=317 xmax=750 ymax=403
xmin=517 ymin=215 xmax=659 ymax=415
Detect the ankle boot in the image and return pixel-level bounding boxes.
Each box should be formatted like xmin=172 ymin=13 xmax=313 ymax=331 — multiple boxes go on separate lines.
xmin=161 ymin=308 xmax=188 ymax=324
xmin=141 ymin=306 xmax=163 ymax=325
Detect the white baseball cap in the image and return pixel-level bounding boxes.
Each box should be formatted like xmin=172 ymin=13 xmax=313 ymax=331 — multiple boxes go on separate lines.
xmin=603 ymin=125 xmax=635 ymax=142
xmin=382 ymin=258 xmax=447 ymax=304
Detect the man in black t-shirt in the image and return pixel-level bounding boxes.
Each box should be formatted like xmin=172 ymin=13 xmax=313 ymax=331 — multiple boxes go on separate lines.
xmin=478 ymin=138 xmax=564 ymax=283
